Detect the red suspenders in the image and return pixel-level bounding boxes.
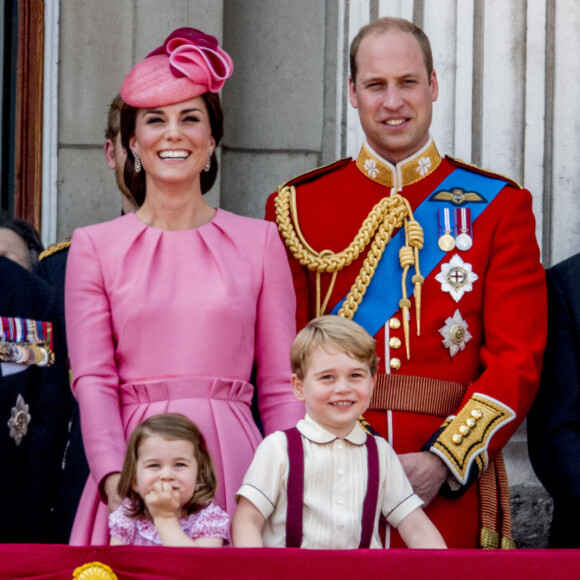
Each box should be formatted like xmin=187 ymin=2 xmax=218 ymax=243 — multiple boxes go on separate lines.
xmin=285 ymin=427 xmax=305 ymax=548
xmin=360 ymin=433 xmax=379 ymax=548
xmin=284 ymin=427 xmax=380 ymax=548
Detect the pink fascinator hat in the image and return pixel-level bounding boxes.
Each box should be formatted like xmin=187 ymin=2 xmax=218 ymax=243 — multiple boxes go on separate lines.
xmin=121 ymin=27 xmax=233 ymax=108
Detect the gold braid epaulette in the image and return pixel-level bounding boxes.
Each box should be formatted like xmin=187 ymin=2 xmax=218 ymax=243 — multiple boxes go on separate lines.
xmin=274 ymin=184 xmax=424 ymax=357
xmin=39 ymin=240 xmax=71 ymax=261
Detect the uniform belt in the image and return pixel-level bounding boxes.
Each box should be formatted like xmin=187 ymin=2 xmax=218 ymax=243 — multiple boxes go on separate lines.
xmin=369 ymin=373 xmax=466 ymax=417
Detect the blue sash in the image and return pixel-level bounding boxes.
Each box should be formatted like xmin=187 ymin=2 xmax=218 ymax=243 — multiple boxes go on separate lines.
xmin=331 ymin=168 xmax=507 ymax=337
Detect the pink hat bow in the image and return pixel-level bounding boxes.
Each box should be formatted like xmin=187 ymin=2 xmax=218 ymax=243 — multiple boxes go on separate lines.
xmin=149 ymin=28 xmax=233 ymax=93
xmin=121 ymin=27 xmax=233 ymax=108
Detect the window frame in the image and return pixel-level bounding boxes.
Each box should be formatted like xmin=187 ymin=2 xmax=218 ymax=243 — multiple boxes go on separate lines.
xmin=14 ymin=0 xmax=44 ymax=232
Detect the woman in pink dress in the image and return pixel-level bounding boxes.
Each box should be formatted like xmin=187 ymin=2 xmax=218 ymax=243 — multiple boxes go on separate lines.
xmin=65 ymin=28 xmax=304 ymax=545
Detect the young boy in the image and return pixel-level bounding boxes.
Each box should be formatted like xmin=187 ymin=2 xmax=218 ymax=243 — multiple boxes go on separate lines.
xmin=232 ymin=316 xmax=446 ymax=549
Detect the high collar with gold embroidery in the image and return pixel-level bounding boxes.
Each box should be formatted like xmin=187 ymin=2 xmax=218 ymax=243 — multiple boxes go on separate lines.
xmin=355 ymin=138 xmax=442 ymax=190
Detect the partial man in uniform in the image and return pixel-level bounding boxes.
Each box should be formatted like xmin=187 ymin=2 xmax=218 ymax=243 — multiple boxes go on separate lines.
xmin=0 ymin=222 xmax=69 ymax=542
xmin=266 ymin=17 xmax=546 ymax=549
xmin=528 ymin=252 xmax=580 ymax=548
xmin=37 ymin=93 xmax=139 ymax=542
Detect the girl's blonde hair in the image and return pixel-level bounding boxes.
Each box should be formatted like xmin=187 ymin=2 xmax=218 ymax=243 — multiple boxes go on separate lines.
xmin=290 ymin=315 xmax=378 ymax=379
xmin=117 ymin=413 xmax=217 ymax=518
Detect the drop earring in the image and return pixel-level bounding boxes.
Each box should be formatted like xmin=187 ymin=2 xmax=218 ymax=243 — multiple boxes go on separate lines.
xmin=204 ymin=153 xmax=211 ymax=172
xmin=133 ymin=151 xmax=142 ymax=173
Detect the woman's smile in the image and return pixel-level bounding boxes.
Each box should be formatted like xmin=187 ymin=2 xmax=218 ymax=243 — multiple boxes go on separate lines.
xmin=158 ymin=150 xmax=191 ymax=160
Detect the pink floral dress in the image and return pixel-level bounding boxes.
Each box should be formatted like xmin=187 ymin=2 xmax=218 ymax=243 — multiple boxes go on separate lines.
xmin=109 ymin=500 xmax=229 ymax=546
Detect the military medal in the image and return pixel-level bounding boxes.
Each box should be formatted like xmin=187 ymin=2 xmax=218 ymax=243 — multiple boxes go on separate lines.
xmin=438 ymin=208 xmax=455 ymax=251
xmin=439 ymin=309 xmax=472 ymax=357
xmin=7 ymin=394 xmax=31 ymax=445
xmin=455 ymin=208 xmax=473 ymax=251
xmin=0 ymin=317 xmax=54 ymax=367
xmin=435 ymin=254 xmax=479 ymax=302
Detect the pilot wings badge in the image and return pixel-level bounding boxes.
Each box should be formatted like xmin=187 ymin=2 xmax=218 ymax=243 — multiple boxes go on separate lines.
xmin=429 ymin=188 xmax=487 ymax=206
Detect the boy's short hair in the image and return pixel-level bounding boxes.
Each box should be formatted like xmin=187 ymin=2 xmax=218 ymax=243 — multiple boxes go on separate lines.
xmin=291 ymin=316 xmax=378 ymax=379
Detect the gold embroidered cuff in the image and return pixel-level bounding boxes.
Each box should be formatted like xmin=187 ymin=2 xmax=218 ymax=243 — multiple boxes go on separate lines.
xmin=429 ymin=394 xmax=515 ymax=485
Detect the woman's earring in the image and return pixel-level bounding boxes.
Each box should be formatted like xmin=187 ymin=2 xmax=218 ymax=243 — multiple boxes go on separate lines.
xmin=133 ymin=151 xmax=142 ymax=173
xmin=203 ymin=153 xmax=211 ymax=172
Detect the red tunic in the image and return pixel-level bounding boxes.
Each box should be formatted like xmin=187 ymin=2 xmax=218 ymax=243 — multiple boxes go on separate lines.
xmin=265 ymin=140 xmax=547 ymax=548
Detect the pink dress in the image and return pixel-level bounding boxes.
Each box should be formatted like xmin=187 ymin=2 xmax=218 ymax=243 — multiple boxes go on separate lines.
xmin=65 ymin=210 xmax=304 ymax=545
xmin=109 ymin=500 xmax=229 ymax=546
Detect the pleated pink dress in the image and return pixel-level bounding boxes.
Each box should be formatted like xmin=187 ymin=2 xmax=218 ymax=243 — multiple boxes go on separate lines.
xmin=65 ymin=210 xmax=304 ymax=545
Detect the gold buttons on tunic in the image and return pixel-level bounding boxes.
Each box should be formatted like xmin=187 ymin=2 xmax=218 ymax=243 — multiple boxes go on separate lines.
xmin=459 ymin=425 xmax=471 ymax=436
xmin=452 ymin=408 xmax=484 ymax=446
xmin=389 ymin=337 xmax=402 ymax=349
xmin=452 ymin=434 xmax=463 ymax=445
xmin=389 ymin=317 xmax=401 ymax=329
xmin=390 ymin=358 xmax=401 ymax=371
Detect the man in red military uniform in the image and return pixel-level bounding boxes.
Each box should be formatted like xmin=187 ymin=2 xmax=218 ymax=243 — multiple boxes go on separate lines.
xmin=265 ymin=17 xmax=546 ymax=549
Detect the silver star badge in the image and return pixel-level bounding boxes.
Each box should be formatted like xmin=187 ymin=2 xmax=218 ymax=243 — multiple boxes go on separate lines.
xmin=439 ymin=310 xmax=472 ymax=357
xmin=435 ymin=254 xmax=479 ymax=302
xmin=7 ymin=394 xmax=31 ymax=445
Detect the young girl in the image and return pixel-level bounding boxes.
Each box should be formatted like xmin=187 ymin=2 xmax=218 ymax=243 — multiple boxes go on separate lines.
xmin=109 ymin=413 xmax=229 ymax=546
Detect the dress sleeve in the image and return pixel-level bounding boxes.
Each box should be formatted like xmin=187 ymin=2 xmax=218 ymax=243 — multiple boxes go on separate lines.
xmin=188 ymin=503 xmax=230 ymax=541
xmin=425 ymin=188 xmax=548 ymax=489
xmin=65 ymin=228 xmax=126 ymax=494
xmin=108 ymin=505 xmax=137 ymax=545
xmin=254 ymin=222 xmax=305 ymax=436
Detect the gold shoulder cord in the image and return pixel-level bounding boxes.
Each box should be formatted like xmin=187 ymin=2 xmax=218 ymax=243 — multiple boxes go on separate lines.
xmin=275 ymin=185 xmax=424 ymax=358
xmin=39 ymin=240 xmax=71 ymax=261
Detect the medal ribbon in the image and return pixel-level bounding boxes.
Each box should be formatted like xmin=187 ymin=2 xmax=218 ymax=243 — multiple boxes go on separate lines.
xmin=439 ymin=208 xmax=454 ymax=236
xmin=456 ymin=208 xmax=472 ymax=236
xmin=331 ymin=167 xmax=507 ymax=337
xmin=1 ymin=317 xmax=53 ymax=349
